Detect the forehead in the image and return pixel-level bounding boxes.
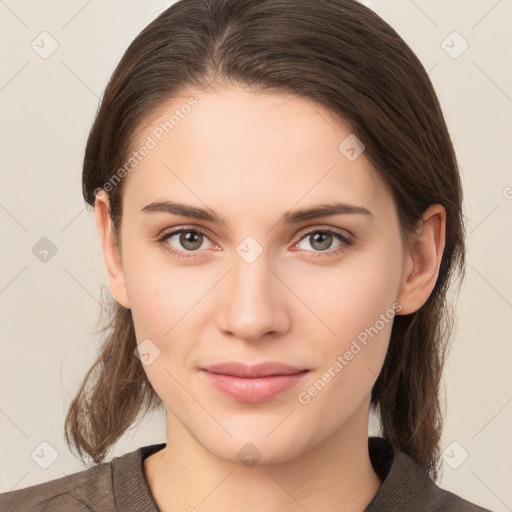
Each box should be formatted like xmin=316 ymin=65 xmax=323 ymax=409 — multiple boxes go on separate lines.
xmin=121 ymin=87 xmax=392 ymax=223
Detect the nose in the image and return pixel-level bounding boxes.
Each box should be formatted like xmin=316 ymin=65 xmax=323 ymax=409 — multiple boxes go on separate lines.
xmin=217 ymin=249 xmax=291 ymax=343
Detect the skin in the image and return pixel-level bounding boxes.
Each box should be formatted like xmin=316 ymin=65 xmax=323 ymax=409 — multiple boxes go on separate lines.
xmin=95 ymin=86 xmax=445 ymax=512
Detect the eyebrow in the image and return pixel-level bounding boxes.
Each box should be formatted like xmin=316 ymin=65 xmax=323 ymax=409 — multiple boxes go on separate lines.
xmin=140 ymin=200 xmax=373 ymax=226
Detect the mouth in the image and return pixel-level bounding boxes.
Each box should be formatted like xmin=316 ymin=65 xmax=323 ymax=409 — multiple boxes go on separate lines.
xmin=200 ymin=362 xmax=310 ymax=403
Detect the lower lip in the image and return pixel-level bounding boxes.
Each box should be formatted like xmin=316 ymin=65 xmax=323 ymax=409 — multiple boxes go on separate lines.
xmin=201 ymin=370 xmax=309 ymax=403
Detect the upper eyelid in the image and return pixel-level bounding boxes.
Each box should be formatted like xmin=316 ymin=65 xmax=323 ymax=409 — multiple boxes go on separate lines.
xmin=297 ymin=225 xmax=352 ymax=240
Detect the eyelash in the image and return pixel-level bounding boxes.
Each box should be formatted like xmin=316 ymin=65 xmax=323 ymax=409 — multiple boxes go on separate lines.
xmin=156 ymin=227 xmax=353 ymax=260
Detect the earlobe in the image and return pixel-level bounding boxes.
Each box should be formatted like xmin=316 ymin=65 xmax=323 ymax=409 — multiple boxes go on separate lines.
xmin=94 ymin=191 xmax=131 ymax=309
xmin=396 ymin=204 xmax=446 ymax=315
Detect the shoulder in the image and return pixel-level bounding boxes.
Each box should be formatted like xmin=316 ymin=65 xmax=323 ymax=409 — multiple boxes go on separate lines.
xmin=398 ymin=450 xmax=493 ymax=511
xmin=0 ymin=457 xmax=115 ymax=512
xmin=0 ymin=443 xmax=165 ymax=512
xmin=367 ymin=437 xmax=495 ymax=512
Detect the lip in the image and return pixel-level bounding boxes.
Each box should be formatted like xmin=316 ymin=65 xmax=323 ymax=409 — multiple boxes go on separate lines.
xmin=203 ymin=361 xmax=308 ymax=378
xmin=200 ymin=362 xmax=310 ymax=403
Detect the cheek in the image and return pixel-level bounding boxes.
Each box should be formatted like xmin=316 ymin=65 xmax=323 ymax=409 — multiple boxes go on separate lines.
xmin=122 ymin=242 xmax=206 ymax=335
xmin=122 ymin=251 xmax=204 ymax=414
xmin=288 ymin=247 xmax=401 ymax=345
xmin=290 ymin=245 xmax=401 ymax=406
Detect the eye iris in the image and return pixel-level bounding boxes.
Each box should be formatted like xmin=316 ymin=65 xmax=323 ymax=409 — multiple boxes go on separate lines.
xmin=310 ymin=232 xmax=333 ymax=251
xmin=180 ymin=231 xmax=202 ymax=250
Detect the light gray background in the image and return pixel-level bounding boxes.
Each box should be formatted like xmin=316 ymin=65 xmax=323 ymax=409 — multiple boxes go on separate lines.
xmin=0 ymin=1 xmax=510 ymax=510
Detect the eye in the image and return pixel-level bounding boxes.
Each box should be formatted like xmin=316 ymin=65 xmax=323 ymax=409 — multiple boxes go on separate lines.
xmin=156 ymin=226 xmax=353 ymax=260
xmin=293 ymin=228 xmax=353 ymax=257
xmin=157 ymin=228 xmax=214 ymax=259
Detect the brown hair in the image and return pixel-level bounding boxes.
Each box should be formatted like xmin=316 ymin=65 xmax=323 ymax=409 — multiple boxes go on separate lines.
xmin=66 ymin=0 xmax=466 ymax=481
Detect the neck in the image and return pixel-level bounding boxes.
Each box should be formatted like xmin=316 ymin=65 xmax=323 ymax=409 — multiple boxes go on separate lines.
xmin=144 ymin=400 xmax=381 ymax=512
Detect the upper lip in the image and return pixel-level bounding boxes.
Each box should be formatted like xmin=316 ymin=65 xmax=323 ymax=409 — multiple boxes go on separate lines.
xmin=202 ymin=362 xmax=309 ymax=378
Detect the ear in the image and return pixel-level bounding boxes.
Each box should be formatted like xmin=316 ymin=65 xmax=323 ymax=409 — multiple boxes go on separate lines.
xmin=94 ymin=190 xmax=131 ymax=309
xmin=395 ymin=204 xmax=446 ymax=315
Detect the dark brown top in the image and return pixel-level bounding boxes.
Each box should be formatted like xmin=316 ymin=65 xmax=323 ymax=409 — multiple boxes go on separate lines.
xmin=0 ymin=437 xmax=494 ymax=511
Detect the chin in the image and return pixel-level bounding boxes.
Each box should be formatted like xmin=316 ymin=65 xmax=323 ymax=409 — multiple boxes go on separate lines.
xmin=194 ymin=422 xmax=314 ymax=467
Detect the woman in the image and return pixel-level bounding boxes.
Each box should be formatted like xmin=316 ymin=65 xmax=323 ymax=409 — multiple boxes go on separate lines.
xmin=0 ymin=0 xmax=494 ymax=510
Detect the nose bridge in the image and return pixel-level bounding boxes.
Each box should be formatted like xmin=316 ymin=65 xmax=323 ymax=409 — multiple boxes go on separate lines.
xmin=233 ymin=248 xmax=270 ymax=301
xmin=221 ymin=239 xmax=285 ymax=339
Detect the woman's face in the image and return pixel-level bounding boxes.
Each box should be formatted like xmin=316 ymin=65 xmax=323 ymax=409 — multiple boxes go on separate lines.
xmin=99 ymin=87 xmax=414 ymax=464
